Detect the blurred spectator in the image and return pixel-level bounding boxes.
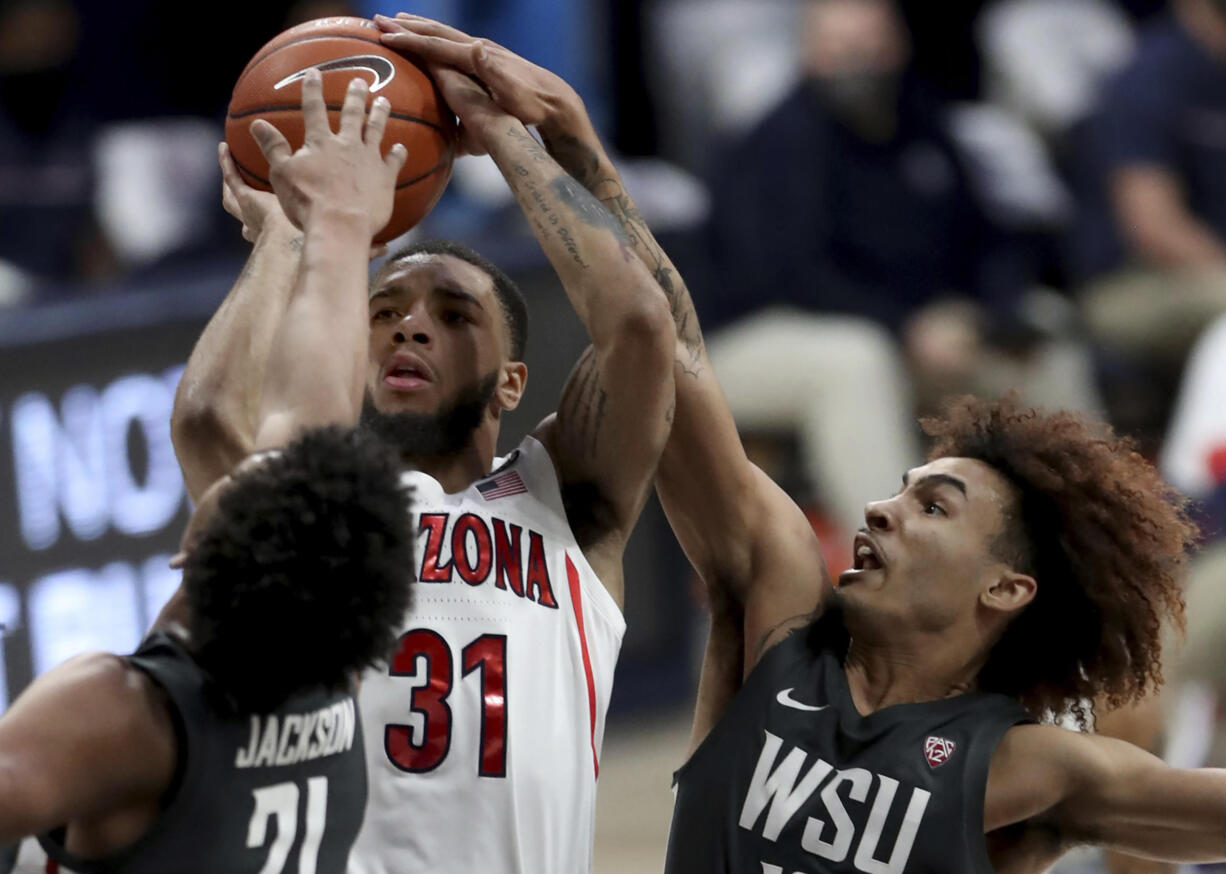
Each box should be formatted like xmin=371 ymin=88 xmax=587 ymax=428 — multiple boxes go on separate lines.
xmin=700 ymin=0 xmax=1099 ymax=530
xmin=0 ymin=0 xmax=110 ymax=296
xmin=978 ymin=0 xmax=1135 ymax=139
xmin=1070 ymin=0 xmax=1226 ymax=388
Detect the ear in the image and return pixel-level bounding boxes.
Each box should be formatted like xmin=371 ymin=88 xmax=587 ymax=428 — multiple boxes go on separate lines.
xmin=493 ymin=361 xmax=528 ymax=412
xmin=981 ymin=571 xmax=1037 ymax=616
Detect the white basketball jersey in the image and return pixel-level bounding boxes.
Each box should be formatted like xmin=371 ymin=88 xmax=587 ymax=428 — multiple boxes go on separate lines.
xmin=348 ymin=435 xmax=625 ymax=874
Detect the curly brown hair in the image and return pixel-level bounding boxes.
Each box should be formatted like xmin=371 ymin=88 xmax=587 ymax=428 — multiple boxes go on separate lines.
xmin=922 ymin=395 xmax=1197 ymax=727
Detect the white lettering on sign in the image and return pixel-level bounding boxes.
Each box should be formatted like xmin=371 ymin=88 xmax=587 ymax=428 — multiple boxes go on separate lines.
xmin=11 ymin=367 xmax=186 ymax=550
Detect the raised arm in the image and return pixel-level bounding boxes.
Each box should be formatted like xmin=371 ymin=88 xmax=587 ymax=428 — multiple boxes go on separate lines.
xmin=171 ymin=105 xmax=391 ymax=501
xmin=378 ymin=15 xmax=827 ymax=649
xmin=410 ymin=60 xmax=675 ymax=603
xmin=986 ymin=723 xmax=1226 ymax=864
xmin=170 ymin=152 xmax=303 ymax=503
xmin=243 ymin=71 xmax=405 ymax=450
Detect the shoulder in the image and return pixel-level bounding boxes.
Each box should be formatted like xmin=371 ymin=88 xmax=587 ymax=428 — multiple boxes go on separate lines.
xmin=46 ymin=652 xmax=177 ymax=751
xmin=0 ymin=652 xmax=178 ymax=827
xmin=984 ymin=723 xmax=1104 ymax=832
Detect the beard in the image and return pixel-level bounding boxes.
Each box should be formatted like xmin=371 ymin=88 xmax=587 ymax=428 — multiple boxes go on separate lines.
xmin=360 ymin=371 xmax=500 ymax=458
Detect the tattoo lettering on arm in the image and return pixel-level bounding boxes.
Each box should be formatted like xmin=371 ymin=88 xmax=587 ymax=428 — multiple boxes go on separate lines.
xmin=557 ymin=346 xmax=607 ymax=460
xmin=506 ymin=124 xmax=552 ymax=163
xmin=548 ymin=176 xmax=633 ymax=260
xmin=509 ymin=162 xmax=591 ymax=270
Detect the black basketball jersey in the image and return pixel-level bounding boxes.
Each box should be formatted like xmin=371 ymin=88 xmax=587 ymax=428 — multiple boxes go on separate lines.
xmin=39 ymin=632 xmax=367 ymax=874
xmin=665 ymin=620 xmax=1030 ymax=874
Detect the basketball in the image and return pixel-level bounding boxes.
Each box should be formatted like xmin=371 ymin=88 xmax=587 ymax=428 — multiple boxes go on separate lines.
xmin=225 ymin=16 xmax=457 ymax=243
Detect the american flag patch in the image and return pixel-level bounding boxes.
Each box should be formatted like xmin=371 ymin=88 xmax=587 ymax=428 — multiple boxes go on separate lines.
xmin=477 ymin=470 xmax=527 ymax=500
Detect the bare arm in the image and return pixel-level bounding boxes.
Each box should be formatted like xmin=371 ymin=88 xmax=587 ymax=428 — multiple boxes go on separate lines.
xmin=170 ymin=153 xmax=302 ymax=503
xmin=1112 ymin=166 xmax=1226 ymax=268
xmin=0 ymin=653 xmax=175 ymax=845
xmin=380 ymin=13 xmax=827 ymax=657
xmin=172 ymin=130 xmax=391 ymax=500
xmin=155 ymin=75 xmax=406 ymax=633
xmin=419 ymin=64 xmax=675 ymax=603
xmin=986 ymin=723 xmax=1226 ymax=863
xmin=245 ymin=73 xmax=405 ymax=449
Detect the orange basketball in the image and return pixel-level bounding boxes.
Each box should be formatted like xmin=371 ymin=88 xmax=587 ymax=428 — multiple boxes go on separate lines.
xmin=225 ymin=16 xmax=457 ymax=243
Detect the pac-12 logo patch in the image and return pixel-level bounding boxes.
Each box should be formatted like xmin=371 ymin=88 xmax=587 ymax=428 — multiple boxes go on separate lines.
xmin=924 ymin=735 xmax=956 ymax=768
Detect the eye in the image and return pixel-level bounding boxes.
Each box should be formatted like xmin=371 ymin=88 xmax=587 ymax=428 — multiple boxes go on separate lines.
xmin=922 ymin=500 xmax=946 ymax=517
xmin=442 ymin=310 xmax=471 ymax=325
xmin=371 ymin=308 xmax=399 ymax=322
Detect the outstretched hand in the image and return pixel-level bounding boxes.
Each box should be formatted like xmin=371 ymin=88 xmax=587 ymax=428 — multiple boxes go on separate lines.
xmin=248 ymin=69 xmax=407 ymax=239
xmin=375 ymin=13 xmax=582 ymax=135
xmin=218 ymin=143 xmax=388 ymax=258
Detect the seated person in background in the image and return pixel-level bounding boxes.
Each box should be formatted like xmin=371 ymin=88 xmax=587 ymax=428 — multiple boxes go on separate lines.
xmin=1071 ymin=0 xmax=1226 ymax=389
xmin=0 ymin=72 xmax=415 ymax=873
xmin=701 ymin=0 xmax=1096 ymax=533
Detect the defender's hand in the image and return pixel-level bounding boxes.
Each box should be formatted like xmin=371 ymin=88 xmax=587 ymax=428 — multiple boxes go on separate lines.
xmin=375 ymin=13 xmax=584 ymax=132
xmin=417 ymin=61 xmax=515 ymax=156
xmin=248 ymin=70 xmax=407 ymax=238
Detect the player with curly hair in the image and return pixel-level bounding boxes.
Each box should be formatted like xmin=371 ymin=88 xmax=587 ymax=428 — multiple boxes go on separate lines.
xmin=492 ymin=72 xmax=1214 ymax=865
xmin=661 ymin=393 xmax=1208 ymax=873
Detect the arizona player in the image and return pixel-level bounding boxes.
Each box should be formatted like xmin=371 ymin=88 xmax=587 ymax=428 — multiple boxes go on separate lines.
xmin=0 ymin=75 xmax=414 ymax=873
xmin=170 ymin=25 xmax=675 ymax=874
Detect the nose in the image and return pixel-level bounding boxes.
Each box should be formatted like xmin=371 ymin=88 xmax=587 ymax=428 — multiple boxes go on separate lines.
xmin=392 ymin=310 xmax=431 ymax=346
xmin=864 ymin=498 xmax=895 ymax=532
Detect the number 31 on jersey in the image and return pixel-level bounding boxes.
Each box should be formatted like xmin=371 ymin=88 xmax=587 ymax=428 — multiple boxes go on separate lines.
xmin=384 ymin=629 xmax=508 ymax=777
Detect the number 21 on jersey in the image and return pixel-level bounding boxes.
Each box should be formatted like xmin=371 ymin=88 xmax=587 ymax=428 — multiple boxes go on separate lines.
xmin=384 ymin=629 xmax=508 ymax=777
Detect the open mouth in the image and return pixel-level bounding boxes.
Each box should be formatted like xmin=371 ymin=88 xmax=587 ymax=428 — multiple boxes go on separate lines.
xmin=851 ymin=532 xmax=884 ymax=571
xmin=383 ymin=356 xmax=433 ymax=391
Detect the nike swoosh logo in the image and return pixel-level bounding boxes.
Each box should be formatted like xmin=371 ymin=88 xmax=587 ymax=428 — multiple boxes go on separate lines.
xmin=776 ymin=688 xmax=827 ymax=712
xmin=274 ymin=54 xmax=397 ymax=94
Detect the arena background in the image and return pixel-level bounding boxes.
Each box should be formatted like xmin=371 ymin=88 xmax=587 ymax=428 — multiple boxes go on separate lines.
xmin=2 ymin=0 xmax=1225 ymax=871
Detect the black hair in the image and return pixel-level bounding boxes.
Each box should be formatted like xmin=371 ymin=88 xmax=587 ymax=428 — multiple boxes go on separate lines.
xmin=381 ymin=239 xmax=528 ymax=361
xmin=183 ymin=426 xmax=414 ymax=712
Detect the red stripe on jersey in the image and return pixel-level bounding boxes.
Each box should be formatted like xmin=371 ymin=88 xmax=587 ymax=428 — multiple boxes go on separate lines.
xmin=566 ymin=554 xmax=600 ymax=779
xmin=45 ymin=860 xmax=58 ymax=873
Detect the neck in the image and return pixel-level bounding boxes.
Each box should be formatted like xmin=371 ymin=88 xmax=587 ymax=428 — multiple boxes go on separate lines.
xmin=402 ymin=445 xmax=495 ymax=493
xmin=842 ymin=630 xmax=986 ymax=715
xmin=402 ymin=423 xmax=500 ymax=493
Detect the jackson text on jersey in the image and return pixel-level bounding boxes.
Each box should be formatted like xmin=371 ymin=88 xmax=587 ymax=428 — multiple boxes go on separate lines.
xmin=234 ymin=698 xmax=358 ymax=769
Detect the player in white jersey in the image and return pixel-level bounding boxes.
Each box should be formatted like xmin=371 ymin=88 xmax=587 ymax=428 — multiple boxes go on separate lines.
xmin=169 ymin=17 xmax=677 ymax=874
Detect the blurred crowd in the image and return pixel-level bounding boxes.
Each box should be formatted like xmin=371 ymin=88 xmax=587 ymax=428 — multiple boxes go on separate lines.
xmin=6 ymin=0 xmax=1226 ymax=843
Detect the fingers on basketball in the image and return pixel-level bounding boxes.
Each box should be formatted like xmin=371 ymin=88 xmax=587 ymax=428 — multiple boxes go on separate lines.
xmin=300 ymin=69 xmax=331 ymax=142
xmin=249 ymin=119 xmax=292 ymax=166
xmin=339 ymin=76 xmax=371 ymax=140
xmin=365 ymin=95 xmax=391 ymax=149
xmin=226 ymin=17 xmax=458 ymax=241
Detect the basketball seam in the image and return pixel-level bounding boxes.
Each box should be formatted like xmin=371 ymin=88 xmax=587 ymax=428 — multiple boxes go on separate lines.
xmin=228 ymin=104 xmax=450 ymax=136
xmin=230 ymin=151 xmax=453 ymax=191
